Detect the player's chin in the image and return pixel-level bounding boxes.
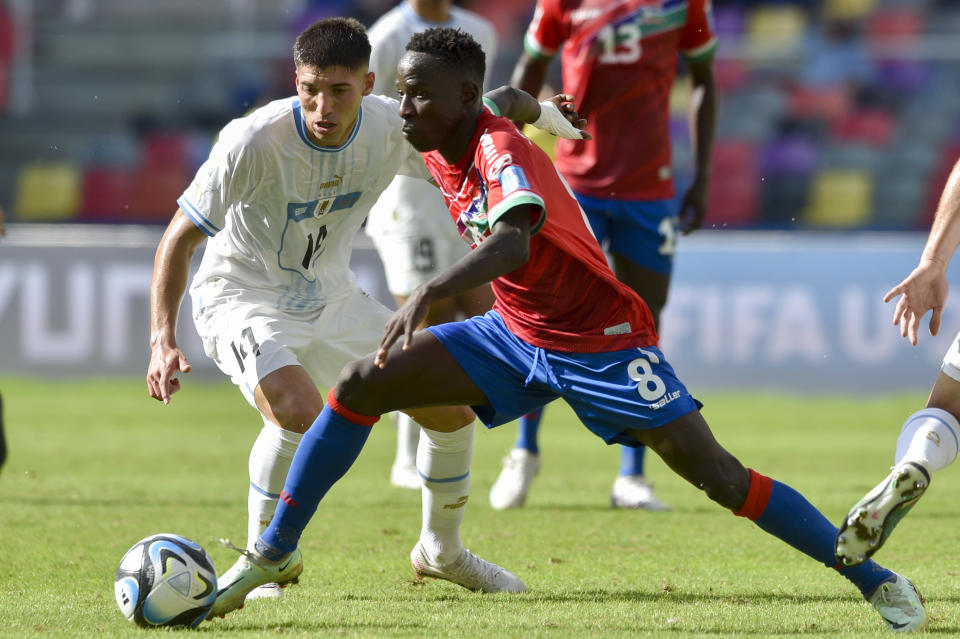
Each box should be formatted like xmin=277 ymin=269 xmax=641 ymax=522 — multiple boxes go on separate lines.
xmin=401 ymin=128 xmax=431 ymax=152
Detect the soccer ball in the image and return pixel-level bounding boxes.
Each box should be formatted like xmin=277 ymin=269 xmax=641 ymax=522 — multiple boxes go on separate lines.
xmin=114 ymin=533 xmax=218 ymax=628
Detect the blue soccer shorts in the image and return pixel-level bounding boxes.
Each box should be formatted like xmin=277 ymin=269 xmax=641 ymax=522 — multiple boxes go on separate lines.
xmin=577 ymin=192 xmax=678 ymax=275
xmin=427 ymin=311 xmax=701 ymax=447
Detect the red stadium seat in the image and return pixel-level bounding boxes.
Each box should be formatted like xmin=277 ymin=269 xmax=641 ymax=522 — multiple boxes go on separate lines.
xmin=129 ymin=164 xmax=189 ymax=222
xmin=831 ymin=108 xmax=896 ymax=148
xmin=705 ymin=140 xmax=759 ymax=228
xmin=79 ymin=167 xmax=134 ymax=221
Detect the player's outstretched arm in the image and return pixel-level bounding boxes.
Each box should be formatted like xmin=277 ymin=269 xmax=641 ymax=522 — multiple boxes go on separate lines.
xmin=147 ymin=209 xmax=207 ymax=404
xmin=484 ymin=87 xmax=590 ymax=140
xmin=376 ymin=205 xmax=537 ymax=368
xmin=885 ymin=157 xmax=960 ymax=345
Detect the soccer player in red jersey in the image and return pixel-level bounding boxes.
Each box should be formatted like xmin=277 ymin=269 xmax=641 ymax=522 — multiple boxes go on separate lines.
xmin=490 ymin=0 xmax=719 ymax=511
xmin=211 ymin=29 xmax=926 ymax=633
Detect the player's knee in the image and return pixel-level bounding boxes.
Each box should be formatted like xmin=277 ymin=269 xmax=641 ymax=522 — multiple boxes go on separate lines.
xmin=698 ymin=460 xmax=749 ymax=510
xmin=409 ymin=405 xmax=474 ymax=431
xmin=334 ymin=358 xmax=380 ymax=413
xmin=269 ymin=395 xmax=322 ymax=433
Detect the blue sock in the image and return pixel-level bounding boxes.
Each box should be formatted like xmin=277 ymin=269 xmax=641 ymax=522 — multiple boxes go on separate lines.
xmin=737 ymin=470 xmax=892 ymax=599
xmin=618 ymin=445 xmax=646 ymax=476
xmin=256 ymin=403 xmax=373 ymax=559
xmin=514 ymin=410 xmax=543 ymax=454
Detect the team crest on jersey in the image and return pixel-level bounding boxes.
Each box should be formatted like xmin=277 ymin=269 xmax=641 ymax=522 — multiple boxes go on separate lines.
xmin=455 ymin=180 xmax=490 ymax=247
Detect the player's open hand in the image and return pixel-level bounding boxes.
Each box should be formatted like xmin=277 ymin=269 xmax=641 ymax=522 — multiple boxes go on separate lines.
xmin=884 ymin=261 xmax=950 ymax=346
xmin=146 ymin=342 xmax=192 ymax=404
xmin=539 ymin=95 xmax=592 ymax=140
xmin=376 ymin=288 xmax=432 ymax=368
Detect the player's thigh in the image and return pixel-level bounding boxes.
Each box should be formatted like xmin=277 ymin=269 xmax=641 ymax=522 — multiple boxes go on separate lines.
xmin=194 ymin=299 xmax=312 ymax=412
xmin=338 ymin=312 xmax=556 ymax=423
xmin=611 ymin=255 xmax=671 ymax=328
xmin=336 ymin=329 xmax=490 ymax=415
xmin=297 ymin=287 xmax=396 ymax=388
xmin=927 ymin=367 xmax=960 ymax=419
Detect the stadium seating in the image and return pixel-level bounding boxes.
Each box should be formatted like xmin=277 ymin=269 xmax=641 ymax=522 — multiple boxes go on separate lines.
xmin=79 ymin=167 xmax=134 ymax=221
xmin=14 ymin=163 xmax=81 ymax=221
xmin=705 ymin=140 xmax=759 ymax=228
xmin=802 ymin=168 xmax=873 ymax=227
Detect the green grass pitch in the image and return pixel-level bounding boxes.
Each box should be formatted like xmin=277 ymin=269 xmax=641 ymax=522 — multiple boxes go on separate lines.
xmin=1 ymin=377 xmax=959 ymax=638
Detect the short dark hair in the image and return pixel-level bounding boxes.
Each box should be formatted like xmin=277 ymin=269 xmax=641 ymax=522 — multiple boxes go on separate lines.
xmin=405 ymin=27 xmax=485 ymax=88
xmin=294 ymin=18 xmax=371 ymax=71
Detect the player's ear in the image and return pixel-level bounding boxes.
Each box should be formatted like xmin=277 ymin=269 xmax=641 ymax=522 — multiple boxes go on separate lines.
xmin=461 ymin=81 xmax=479 ymax=107
xmin=363 ymin=71 xmax=375 ymax=96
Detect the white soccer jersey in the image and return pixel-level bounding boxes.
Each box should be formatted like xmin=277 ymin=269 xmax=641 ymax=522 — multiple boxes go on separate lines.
xmin=179 ymin=94 xmax=429 ymax=313
xmin=365 ymin=2 xmax=498 ymax=239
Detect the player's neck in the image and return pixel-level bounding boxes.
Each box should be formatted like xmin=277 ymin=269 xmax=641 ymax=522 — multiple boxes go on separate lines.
xmin=408 ymin=0 xmax=450 ymax=23
xmin=438 ymin=106 xmax=483 ymax=165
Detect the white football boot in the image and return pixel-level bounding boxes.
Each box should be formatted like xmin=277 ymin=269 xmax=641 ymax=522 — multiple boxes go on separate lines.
xmin=835 ymin=462 xmax=930 ymax=566
xmin=489 ymin=448 xmax=540 ymax=510
xmin=208 ymin=540 xmax=302 ymax=619
xmin=410 ymin=542 xmax=526 ymax=593
xmin=390 ymin=461 xmax=422 ymax=490
xmin=609 ymin=474 xmax=671 ymax=511
xmin=869 ymin=574 xmax=928 ymax=633
xmin=245 ymin=582 xmax=284 ymax=601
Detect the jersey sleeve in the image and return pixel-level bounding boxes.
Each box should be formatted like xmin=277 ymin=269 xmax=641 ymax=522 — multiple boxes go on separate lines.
xmin=477 ymin=130 xmax=546 ymax=235
xmin=680 ymin=0 xmax=718 ymax=62
xmin=177 ymin=123 xmax=259 ymax=237
xmin=523 ymin=0 xmax=564 ymax=59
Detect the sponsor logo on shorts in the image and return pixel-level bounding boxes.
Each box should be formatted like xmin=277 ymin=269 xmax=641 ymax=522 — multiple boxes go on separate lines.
xmin=650 ymin=389 xmax=681 ymax=410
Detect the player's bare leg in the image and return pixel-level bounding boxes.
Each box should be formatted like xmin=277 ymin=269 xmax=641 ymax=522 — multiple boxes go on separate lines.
xmin=630 ymin=412 xmax=926 ymax=632
xmin=609 ymin=253 xmax=671 ymax=510
xmin=836 ymin=372 xmax=960 ymax=566
xmin=390 ymin=285 xmax=494 ymax=490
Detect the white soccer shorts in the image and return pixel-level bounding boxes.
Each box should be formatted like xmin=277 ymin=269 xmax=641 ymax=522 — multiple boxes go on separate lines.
xmin=193 ymin=286 xmax=394 ymax=408
xmin=371 ymin=229 xmax=470 ymax=297
xmin=941 ymin=330 xmax=960 ymax=382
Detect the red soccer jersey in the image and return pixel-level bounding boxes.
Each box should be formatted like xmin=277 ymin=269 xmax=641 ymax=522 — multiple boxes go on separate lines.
xmin=422 ymin=111 xmax=657 ymax=352
xmin=524 ymin=0 xmax=717 ymax=200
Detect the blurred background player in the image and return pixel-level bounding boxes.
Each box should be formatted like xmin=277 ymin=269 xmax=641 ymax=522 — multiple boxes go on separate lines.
xmin=364 ymin=0 xmax=498 ymax=490
xmin=489 ymin=0 xmax=717 ymax=511
xmin=836 ymin=156 xmax=960 ymax=566
xmin=146 ymin=18 xmax=579 ymax=604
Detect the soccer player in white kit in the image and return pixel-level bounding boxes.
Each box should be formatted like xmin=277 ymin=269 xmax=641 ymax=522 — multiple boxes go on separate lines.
xmin=146 ymin=17 xmax=587 ymax=604
xmin=364 ymin=0 xmax=499 ymax=489
xmin=835 ymin=156 xmax=960 ymax=566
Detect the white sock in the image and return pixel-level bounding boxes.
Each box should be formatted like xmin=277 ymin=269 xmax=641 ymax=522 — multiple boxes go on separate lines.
xmin=394 ymin=412 xmax=420 ymax=468
xmin=894 ymin=408 xmax=960 ymax=475
xmin=418 ymin=423 xmax=474 ymax=565
xmin=247 ymin=419 xmax=303 ymax=551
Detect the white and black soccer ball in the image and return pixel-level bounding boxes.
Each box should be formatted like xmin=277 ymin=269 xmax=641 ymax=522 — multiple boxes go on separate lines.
xmin=114 ymin=533 xmax=218 ymax=628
